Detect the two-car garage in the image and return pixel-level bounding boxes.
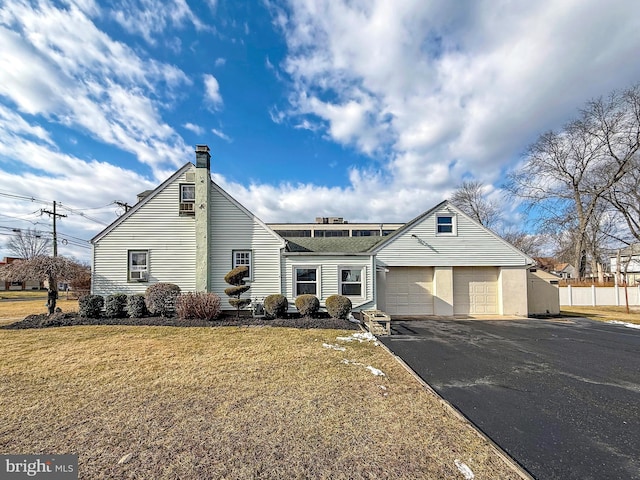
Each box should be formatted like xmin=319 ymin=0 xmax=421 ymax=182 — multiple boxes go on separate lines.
xmin=382 ymin=266 xmax=499 ymax=316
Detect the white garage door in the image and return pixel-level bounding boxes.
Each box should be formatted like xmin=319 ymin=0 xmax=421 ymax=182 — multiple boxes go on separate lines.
xmin=453 ymin=267 xmax=499 ymax=315
xmin=385 ymin=267 xmax=434 ymax=315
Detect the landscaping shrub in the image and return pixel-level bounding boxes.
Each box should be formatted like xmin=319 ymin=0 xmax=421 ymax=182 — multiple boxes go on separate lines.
xmin=295 ymin=294 xmax=320 ymax=317
xmin=263 ymin=294 xmax=288 ymax=319
xmin=79 ymin=294 xmax=104 ymax=318
xmin=176 ymin=292 xmax=222 ymax=321
xmin=104 ymin=293 xmax=128 ymax=318
xmin=145 ymin=283 xmax=181 ymax=317
xmin=224 ymin=266 xmax=251 ymax=319
xmin=325 ymin=294 xmax=352 ymax=319
xmin=127 ymin=294 xmax=147 ymax=318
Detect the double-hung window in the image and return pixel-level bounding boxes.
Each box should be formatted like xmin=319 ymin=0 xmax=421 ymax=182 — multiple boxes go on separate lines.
xmin=340 ymin=268 xmax=362 ymax=296
xmin=295 ymin=267 xmax=318 ymax=296
xmin=129 ymin=250 xmax=149 ymax=281
xmin=233 ymin=250 xmax=252 ymax=280
xmin=179 ymin=184 xmax=195 ymax=214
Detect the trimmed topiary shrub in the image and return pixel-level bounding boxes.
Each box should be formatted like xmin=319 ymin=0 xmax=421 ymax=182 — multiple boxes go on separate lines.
xmin=145 ymin=283 xmax=181 ymax=317
xmin=127 ymin=294 xmax=147 ymax=318
xmin=79 ymin=294 xmax=104 ymax=318
xmin=295 ymin=294 xmax=320 ymax=318
xmin=263 ymin=294 xmax=288 ymax=319
xmin=105 ymin=293 xmax=128 ymax=318
xmin=224 ymin=266 xmax=251 ymax=319
xmin=325 ymin=294 xmax=352 ymax=319
xmin=176 ymin=292 xmax=222 ymax=321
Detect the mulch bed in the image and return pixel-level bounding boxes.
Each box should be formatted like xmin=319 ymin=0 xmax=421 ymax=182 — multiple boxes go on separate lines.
xmin=1 ymin=312 xmax=362 ymax=330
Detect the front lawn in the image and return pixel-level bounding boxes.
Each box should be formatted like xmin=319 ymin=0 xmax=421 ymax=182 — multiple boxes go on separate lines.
xmin=0 ymin=324 xmax=521 ymax=479
xmin=561 ymin=306 xmax=640 ymax=324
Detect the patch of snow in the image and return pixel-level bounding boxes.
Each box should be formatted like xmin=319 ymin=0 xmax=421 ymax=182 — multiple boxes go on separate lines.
xmin=322 ymin=343 xmax=347 ymax=351
xmin=378 ymin=385 xmax=387 ymax=390
xmin=607 ymin=320 xmax=640 ymax=330
xmin=347 ymin=313 xmax=361 ymax=324
xmin=336 ymin=332 xmax=377 ymax=343
xmin=366 ymin=366 xmax=385 ymax=376
xmin=454 ymin=460 xmax=474 ymax=479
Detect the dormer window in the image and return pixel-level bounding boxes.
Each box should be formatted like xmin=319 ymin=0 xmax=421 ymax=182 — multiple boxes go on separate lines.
xmin=179 ymin=183 xmax=195 ymax=215
xmin=436 ymin=214 xmax=456 ymax=235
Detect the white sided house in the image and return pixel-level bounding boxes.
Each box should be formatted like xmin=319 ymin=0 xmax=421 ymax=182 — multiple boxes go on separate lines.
xmin=92 ymin=145 xmax=541 ymax=317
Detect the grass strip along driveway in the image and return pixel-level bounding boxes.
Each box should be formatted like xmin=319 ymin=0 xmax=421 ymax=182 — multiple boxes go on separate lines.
xmin=0 ymin=321 xmax=522 ymax=479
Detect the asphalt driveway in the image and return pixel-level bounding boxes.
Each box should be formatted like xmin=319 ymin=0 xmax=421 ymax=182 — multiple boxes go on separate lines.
xmin=380 ymin=317 xmax=640 ymax=480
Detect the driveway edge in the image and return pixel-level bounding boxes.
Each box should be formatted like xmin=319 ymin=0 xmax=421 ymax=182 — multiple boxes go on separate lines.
xmin=378 ymin=340 xmax=534 ymax=480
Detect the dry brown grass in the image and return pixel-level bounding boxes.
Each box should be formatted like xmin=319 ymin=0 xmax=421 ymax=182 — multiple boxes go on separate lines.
xmin=561 ymin=305 xmax=640 ymax=324
xmin=0 ymin=325 xmax=520 ymax=479
xmin=0 ymin=298 xmax=78 ymax=325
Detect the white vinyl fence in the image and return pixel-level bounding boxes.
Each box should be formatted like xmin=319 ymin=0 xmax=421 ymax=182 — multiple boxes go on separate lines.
xmin=559 ymin=285 xmax=640 ymax=306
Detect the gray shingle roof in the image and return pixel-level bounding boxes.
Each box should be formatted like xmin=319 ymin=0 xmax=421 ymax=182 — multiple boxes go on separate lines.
xmin=284 ymin=236 xmax=384 ymax=253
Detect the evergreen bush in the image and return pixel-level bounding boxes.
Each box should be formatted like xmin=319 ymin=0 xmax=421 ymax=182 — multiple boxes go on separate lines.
xmin=104 ymin=293 xmax=128 ymax=318
xmin=224 ymin=266 xmax=251 ymax=319
xmin=79 ymin=294 xmax=104 ymax=318
xmin=295 ymin=294 xmax=320 ymax=317
xmin=263 ymin=294 xmax=288 ymax=318
xmin=145 ymin=283 xmax=181 ymax=317
xmin=127 ymin=294 xmax=147 ymax=318
xmin=325 ymin=295 xmax=352 ymax=319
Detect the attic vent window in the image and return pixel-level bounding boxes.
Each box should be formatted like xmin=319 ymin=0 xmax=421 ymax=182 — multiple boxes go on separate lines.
xmin=436 ymin=215 xmax=456 ymax=235
xmin=179 ymin=183 xmax=195 ymax=215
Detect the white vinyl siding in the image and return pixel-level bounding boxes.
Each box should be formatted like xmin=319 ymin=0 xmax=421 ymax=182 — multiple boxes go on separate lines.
xmin=92 ymin=167 xmax=197 ymax=296
xmin=209 ymin=184 xmax=283 ymax=302
xmin=92 ymin=165 xmax=284 ymax=300
xmin=376 ymin=207 xmax=530 ymax=267
xmin=282 ymin=255 xmax=374 ymax=310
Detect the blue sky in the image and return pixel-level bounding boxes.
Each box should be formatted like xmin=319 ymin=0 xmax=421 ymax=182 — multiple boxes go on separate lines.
xmin=1 ymin=0 xmax=640 ymax=262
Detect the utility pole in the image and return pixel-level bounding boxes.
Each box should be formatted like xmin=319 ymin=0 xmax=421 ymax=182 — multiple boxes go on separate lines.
xmin=114 ymin=201 xmax=132 ymax=213
xmin=40 ymin=201 xmax=67 ymax=315
xmin=41 ymin=201 xmax=67 ymax=257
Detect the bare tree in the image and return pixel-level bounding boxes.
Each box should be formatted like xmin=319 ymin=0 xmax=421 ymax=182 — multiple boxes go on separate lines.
xmin=450 ymin=180 xmax=501 ymax=229
xmin=500 ymin=229 xmax=546 ymax=257
xmin=507 ymin=84 xmax=640 ymax=279
xmin=604 ymin=155 xmax=640 ymax=243
xmin=0 ymin=256 xmax=86 ymax=314
xmin=6 ymin=228 xmax=51 ymax=259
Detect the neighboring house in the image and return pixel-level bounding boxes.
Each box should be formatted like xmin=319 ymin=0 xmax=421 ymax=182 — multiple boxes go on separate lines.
xmin=0 ymin=257 xmax=42 ymax=291
xmin=91 ymin=145 xmax=539 ymax=317
xmin=610 ymin=244 xmax=640 ymax=285
xmin=534 ymin=257 xmax=575 ymax=280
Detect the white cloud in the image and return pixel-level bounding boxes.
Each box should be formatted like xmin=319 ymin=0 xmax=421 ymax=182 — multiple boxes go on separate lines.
xmin=110 ymin=0 xmax=207 ymax=44
xmin=0 ymin=0 xmax=191 ymax=178
xmin=211 ymin=128 xmax=231 ymax=142
xmin=271 ymin=0 xmax=640 ymax=214
xmin=203 ymin=74 xmax=223 ymax=109
xmin=184 ymin=123 xmax=205 ymax=135
xmin=214 ymin=57 xmax=226 ymax=67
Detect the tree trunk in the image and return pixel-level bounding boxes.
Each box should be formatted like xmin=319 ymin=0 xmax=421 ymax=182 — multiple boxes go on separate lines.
xmin=47 ymin=274 xmax=57 ymax=315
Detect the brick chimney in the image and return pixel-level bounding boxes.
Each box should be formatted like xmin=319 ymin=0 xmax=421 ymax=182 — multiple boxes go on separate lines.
xmin=195 ymin=145 xmax=211 ymax=291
